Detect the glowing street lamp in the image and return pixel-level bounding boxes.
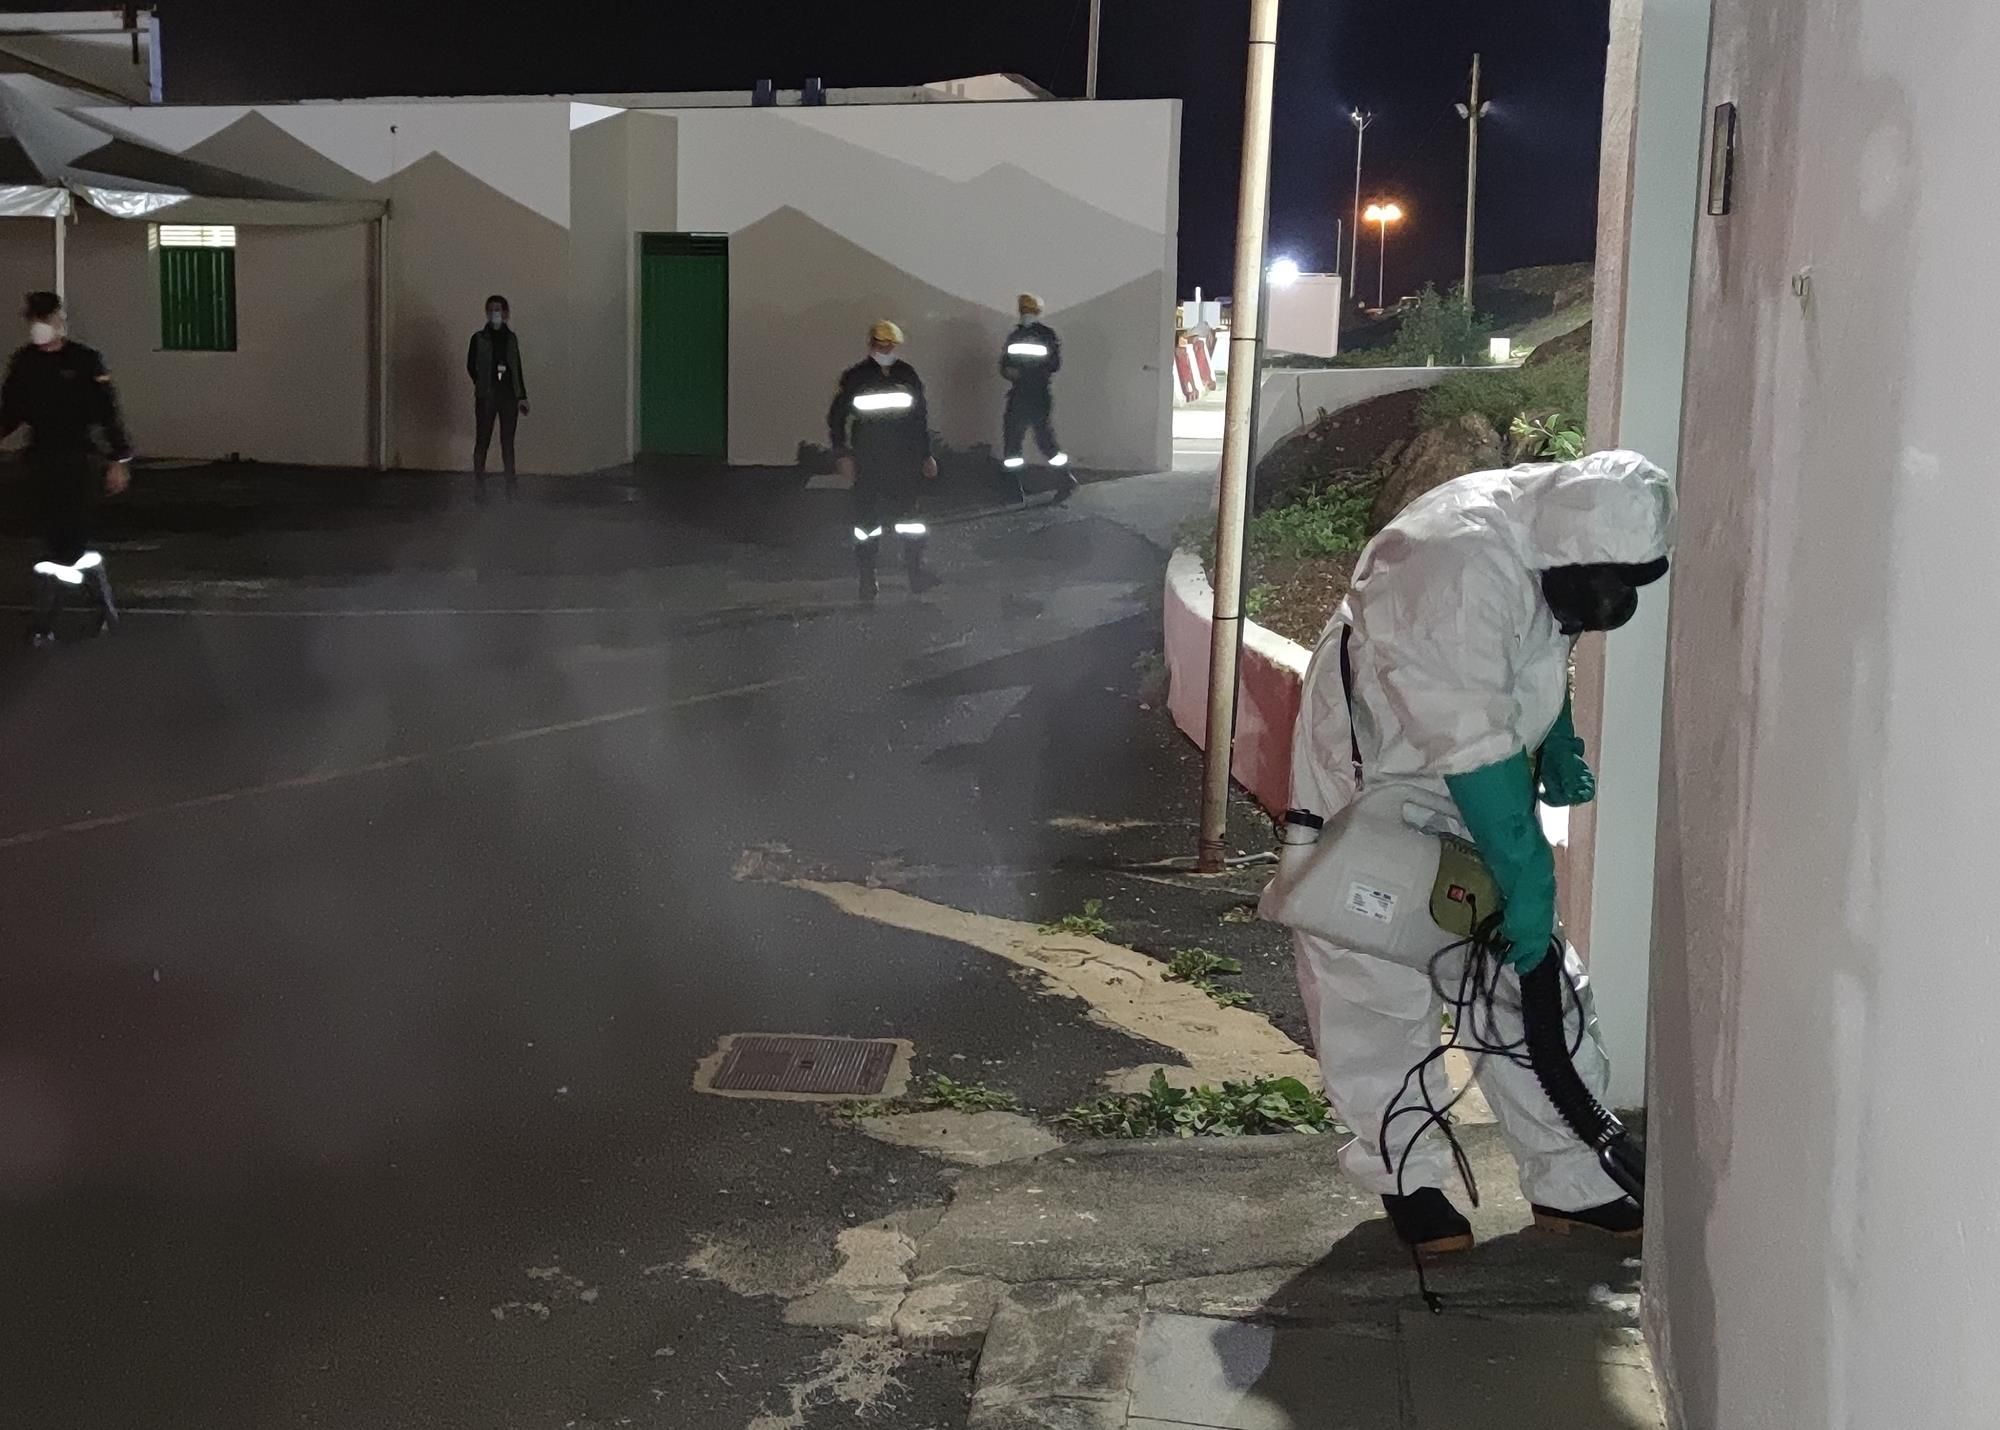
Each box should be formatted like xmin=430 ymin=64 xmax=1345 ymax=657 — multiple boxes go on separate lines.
xmin=1362 ymin=201 xmax=1404 ymax=309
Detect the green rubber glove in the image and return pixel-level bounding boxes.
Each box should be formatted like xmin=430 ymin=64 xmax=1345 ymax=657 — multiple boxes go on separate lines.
xmin=1536 ymin=698 xmax=1596 ymax=808
xmin=1444 ymin=753 xmax=1557 ymax=974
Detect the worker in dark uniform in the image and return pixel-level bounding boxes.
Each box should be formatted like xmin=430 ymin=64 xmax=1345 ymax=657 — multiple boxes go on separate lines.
xmin=828 ymin=320 xmax=939 ymax=601
xmin=1 ymin=292 xmax=133 ymax=647
xmin=467 ymin=294 xmax=528 ymax=502
xmin=999 ymin=293 xmax=1074 ymax=503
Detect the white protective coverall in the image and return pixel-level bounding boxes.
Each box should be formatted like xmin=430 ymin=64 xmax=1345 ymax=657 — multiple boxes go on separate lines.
xmin=1287 ymin=451 xmax=1674 ymax=1211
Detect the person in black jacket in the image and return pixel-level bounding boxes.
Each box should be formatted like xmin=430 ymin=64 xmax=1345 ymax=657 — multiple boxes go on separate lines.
xmin=467 ymin=295 xmax=528 ymax=501
xmin=999 ymin=293 xmax=1074 ymax=503
xmin=1 ymin=292 xmax=133 ymax=646
xmin=828 ymin=320 xmax=939 ymax=601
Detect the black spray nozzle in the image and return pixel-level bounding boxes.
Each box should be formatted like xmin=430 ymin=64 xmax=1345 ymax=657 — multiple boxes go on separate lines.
xmin=1517 ymin=948 xmax=1646 ymax=1210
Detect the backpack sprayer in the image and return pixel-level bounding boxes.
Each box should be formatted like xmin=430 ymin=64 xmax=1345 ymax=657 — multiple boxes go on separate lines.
xmin=1262 ymin=784 xmax=1645 ymax=1207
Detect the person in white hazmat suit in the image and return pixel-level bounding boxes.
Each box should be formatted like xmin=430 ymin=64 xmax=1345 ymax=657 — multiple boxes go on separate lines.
xmin=1283 ymin=450 xmax=1673 ymax=1253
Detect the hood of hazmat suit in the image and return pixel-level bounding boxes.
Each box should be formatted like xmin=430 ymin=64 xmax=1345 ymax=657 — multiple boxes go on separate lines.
xmin=1287 ymin=450 xmax=1675 ymax=823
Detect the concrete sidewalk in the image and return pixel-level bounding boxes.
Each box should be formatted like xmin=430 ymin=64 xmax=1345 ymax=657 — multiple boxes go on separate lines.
xmin=775 ymin=1112 xmax=1663 ymax=1427
xmin=848 ymin=1126 xmax=1662 ymax=1430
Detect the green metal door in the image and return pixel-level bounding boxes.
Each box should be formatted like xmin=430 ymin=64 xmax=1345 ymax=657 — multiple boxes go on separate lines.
xmin=638 ymin=233 xmax=729 ymax=457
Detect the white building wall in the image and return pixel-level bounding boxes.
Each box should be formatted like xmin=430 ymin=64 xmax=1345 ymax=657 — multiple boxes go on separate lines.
xmin=1651 ymin=0 xmax=2000 ymax=1426
xmin=656 ymin=100 xmax=1179 ymax=471
xmin=76 ymin=100 xmax=577 ymax=472
xmin=68 ymin=96 xmax=1177 ymax=475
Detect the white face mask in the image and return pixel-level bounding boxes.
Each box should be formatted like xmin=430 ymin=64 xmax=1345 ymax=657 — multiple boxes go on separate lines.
xmin=488 ymin=312 xmax=505 ymax=329
xmin=28 ymin=321 xmax=57 ymax=347
xmin=871 ymin=351 xmax=895 ymax=368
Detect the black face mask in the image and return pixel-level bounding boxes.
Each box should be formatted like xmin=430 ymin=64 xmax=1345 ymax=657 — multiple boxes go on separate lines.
xmin=1541 ymin=558 xmax=1670 ymax=635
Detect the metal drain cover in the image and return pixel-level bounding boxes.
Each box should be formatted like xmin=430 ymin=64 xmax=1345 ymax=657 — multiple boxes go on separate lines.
xmin=696 ymin=1034 xmax=913 ymax=1101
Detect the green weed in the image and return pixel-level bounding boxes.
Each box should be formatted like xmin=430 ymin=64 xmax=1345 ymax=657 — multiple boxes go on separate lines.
xmin=1244 ymin=480 xmax=1377 ymax=561
xmin=1059 ymin=1069 xmax=1332 ymax=1139
xmin=1163 ymin=947 xmax=1252 ymax=1008
xmin=1509 ymin=412 xmax=1586 ymax=462
xmin=838 ymin=1073 xmax=1021 ymax=1121
xmin=1039 ymin=899 xmax=1113 ymax=938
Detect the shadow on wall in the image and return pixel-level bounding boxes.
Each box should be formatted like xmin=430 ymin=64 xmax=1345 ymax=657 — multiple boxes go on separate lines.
xmin=730 ymin=206 xmax=1163 ymax=470
xmin=182 ymin=116 xmax=574 ymax=475
xmin=382 ymin=153 xmax=569 ymax=474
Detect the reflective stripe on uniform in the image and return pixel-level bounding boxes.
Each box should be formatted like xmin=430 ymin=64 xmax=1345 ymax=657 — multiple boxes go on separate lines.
xmin=1002 ymin=456 xmax=1026 ymax=469
xmin=851 ymin=391 xmax=914 ymax=413
xmin=894 ymin=523 xmax=927 ymax=537
xmin=853 ymin=526 xmax=883 ymax=543
xmin=1006 ymin=342 xmax=1050 ymax=358
xmin=1049 ymin=453 xmax=1070 ymax=467
xmin=33 ymin=550 xmax=101 ymax=585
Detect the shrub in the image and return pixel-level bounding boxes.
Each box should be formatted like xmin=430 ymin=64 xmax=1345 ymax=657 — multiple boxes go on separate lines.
xmin=1510 ymin=412 xmax=1586 ymax=461
xmin=1381 ymin=286 xmax=1493 ymax=367
xmin=1417 ymin=351 xmax=1590 ymax=436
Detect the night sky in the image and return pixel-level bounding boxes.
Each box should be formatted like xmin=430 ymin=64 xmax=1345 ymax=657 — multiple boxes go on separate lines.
xmin=151 ymin=0 xmax=1610 ymax=299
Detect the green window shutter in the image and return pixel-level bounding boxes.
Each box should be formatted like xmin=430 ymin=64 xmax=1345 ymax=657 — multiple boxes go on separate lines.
xmin=159 ymin=246 xmax=237 ymax=352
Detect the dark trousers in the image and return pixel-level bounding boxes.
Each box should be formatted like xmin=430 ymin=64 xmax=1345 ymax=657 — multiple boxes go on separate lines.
xmin=28 ymin=456 xmax=114 ymax=636
xmin=474 ymin=398 xmax=519 ymax=484
xmin=1003 ymin=391 xmax=1060 ymax=460
xmin=851 ymin=471 xmax=927 ymax=572
xmin=32 ymin=458 xmax=96 ymax=564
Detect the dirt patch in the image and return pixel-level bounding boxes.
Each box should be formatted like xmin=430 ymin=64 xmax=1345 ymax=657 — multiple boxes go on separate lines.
xmin=1246 ymin=551 xmax=1355 ymax=647
xmin=1255 ymin=388 xmax=1425 ymax=512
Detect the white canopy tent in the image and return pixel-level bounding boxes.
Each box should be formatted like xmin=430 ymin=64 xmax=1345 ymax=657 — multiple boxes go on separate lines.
xmin=0 ymin=80 xmax=392 ymax=463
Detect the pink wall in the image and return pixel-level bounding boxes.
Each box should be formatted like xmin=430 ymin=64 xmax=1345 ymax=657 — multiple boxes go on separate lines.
xmin=1650 ymin=0 xmax=2000 ymax=1423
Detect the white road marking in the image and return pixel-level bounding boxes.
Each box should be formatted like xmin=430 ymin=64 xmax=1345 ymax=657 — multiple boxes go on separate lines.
xmin=0 ymin=674 xmax=804 ymax=853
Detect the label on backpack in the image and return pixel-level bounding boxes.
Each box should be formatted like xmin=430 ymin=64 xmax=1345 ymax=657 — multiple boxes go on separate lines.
xmin=1344 ymin=881 xmax=1397 ymax=924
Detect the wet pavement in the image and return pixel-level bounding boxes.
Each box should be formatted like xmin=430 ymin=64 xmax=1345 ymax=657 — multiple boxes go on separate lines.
xmin=0 ymin=460 xmax=1272 ymax=1429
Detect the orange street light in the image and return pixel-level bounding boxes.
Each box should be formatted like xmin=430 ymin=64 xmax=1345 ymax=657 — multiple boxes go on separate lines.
xmin=1363 ymin=201 xmax=1404 ymax=308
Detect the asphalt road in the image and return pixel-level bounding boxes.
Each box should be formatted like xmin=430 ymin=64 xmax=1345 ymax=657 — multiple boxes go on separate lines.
xmin=0 ymin=462 xmax=1272 ymax=1429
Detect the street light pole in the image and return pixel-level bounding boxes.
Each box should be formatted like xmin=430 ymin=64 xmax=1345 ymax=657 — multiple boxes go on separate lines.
xmin=1086 ymin=0 xmax=1103 ymax=100
xmin=1196 ymin=0 xmax=1282 ymax=873
xmin=1456 ymin=53 xmax=1493 ymax=300
xmin=1377 ymin=212 xmax=1387 ymax=308
xmin=1364 ymin=202 xmax=1403 ymax=309
xmin=1348 ymin=109 xmax=1374 ymax=292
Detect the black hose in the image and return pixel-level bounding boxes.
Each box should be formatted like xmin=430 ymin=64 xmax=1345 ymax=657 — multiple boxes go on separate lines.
xmin=1517 ymin=947 xmax=1647 ymax=1206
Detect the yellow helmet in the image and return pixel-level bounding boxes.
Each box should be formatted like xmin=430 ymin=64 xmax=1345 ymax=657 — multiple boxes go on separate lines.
xmin=1017 ymin=293 xmax=1044 ymax=316
xmin=869 ymin=319 xmax=904 ymax=346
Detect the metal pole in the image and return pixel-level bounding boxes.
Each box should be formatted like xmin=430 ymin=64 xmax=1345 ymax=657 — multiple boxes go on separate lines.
xmin=1196 ymin=0 xmax=1282 ymax=872
xmin=1348 ymin=113 xmax=1370 ymax=292
xmin=374 ymin=212 xmax=390 ymax=471
xmin=1463 ymin=53 xmax=1482 ymax=299
xmin=52 ymin=206 xmax=65 ymax=298
xmin=1085 ymin=0 xmax=1102 ymax=100
xmin=1333 ymin=217 xmax=1343 ymax=279
xmin=1377 ymin=217 xmax=1387 ymax=308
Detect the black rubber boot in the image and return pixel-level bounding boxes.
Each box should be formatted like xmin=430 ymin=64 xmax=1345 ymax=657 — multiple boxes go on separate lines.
xmin=1052 ymin=469 xmax=1080 ymax=505
xmin=905 ymin=540 xmax=941 ymax=594
xmin=1382 ymin=1189 xmax=1475 ymax=1254
xmin=86 ymin=565 xmax=118 ymax=634
xmin=1532 ymin=1198 xmax=1643 ymax=1240
xmin=857 ymin=545 xmax=879 ymax=602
